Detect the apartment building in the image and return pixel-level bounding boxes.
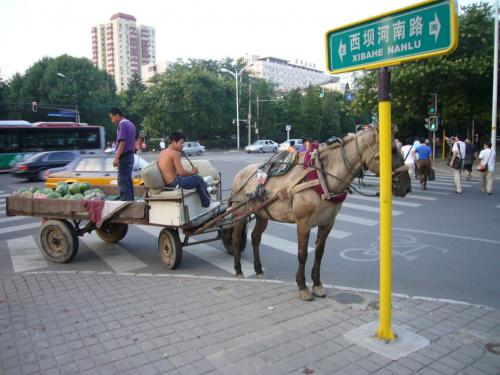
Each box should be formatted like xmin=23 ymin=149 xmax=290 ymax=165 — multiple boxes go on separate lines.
xmin=92 ymin=13 xmax=156 ymax=92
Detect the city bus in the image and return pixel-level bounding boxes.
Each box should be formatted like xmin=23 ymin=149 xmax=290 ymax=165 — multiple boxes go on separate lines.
xmin=0 ymin=121 xmax=105 ymax=171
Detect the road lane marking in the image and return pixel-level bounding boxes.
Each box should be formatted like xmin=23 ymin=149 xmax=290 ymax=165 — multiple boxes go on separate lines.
xmin=342 ymin=202 xmax=403 ymax=216
xmin=0 ymin=194 xmax=10 ymax=199
xmin=403 ymin=194 xmax=437 ymax=201
xmin=0 ymin=216 xmax=35 ymax=224
xmin=8 ymin=236 xmax=49 ymax=272
xmin=393 ymin=227 xmax=500 ymax=245
xmin=0 ymin=222 xmax=39 ymax=235
xmin=350 ymin=195 xmax=421 ymax=207
xmin=81 ymin=235 xmax=147 ymax=273
xmin=336 ymin=214 xmax=378 ymax=226
xmin=252 ymin=232 xmax=315 ymax=255
xmin=135 ymin=225 xmax=256 ymax=277
xmin=278 ymin=222 xmax=351 ymax=240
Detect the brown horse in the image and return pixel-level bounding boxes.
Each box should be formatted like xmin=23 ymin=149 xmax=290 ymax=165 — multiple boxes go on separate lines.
xmin=229 ymin=127 xmax=412 ymax=301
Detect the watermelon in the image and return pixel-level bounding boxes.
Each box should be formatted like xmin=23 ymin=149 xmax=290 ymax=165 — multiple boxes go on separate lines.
xmin=69 ymin=183 xmax=81 ymax=195
xmin=47 ymin=192 xmax=62 ymax=199
xmin=55 ymin=183 xmax=68 ymax=196
xmin=16 ymin=188 xmax=29 ymax=194
xmin=63 ymin=194 xmax=72 ymax=199
xmin=80 ymin=182 xmax=91 ymax=193
xmin=83 ymin=189 xmax=94 ymax=197
xmin=42 ymin=188 xmax=53 ymax=195
xmin=69 ymin=193 xmax=84 ymax=200
xmin=33 ymin=191 xmax=47 ymax=199
xmin=30 ymin=186 xmax=42 ymax=194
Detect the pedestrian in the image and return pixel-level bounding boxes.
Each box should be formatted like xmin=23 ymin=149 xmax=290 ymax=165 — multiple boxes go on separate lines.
xmin=400 ymin=138 xmax=415 ymax=180
xmin=412 ymin=138 xmax=421 ymax=179
xmin=287 ymin=140 xmax=296 ymax=153
xmin=449 ymin=134 xmax=466 ymax=194
xmin=109 ymin=107 xmax=137 ymax=201
xmin=415 ymin=138 xmax=432 ymax=190
xmin=395 ymin=138 xmax=402 ymax=150
xmin=463 ymin=137 xmax=477 ymax=181
xmin=478 ymin=142 xmax=495 ymax=195
xmin=160 ymin=139 xmax=166 ymax=150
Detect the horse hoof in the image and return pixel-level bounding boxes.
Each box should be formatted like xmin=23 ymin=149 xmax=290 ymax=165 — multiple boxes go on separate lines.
xmin=235 ymin=273 xmax=244 ymax=279
xmin=256 ymin=273 xmax=265 ymax=279
xmin=313 ymin=285 xmax=327 ymax=298
xmin=298 ymin=288 xmax=313 ymax=301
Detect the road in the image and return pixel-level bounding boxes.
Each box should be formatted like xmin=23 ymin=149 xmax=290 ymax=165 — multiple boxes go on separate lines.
xmin=1 ymin=150 xmax=499 ymax=308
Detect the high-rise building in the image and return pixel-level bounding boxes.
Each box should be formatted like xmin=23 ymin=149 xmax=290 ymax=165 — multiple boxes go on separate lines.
xmin=243 ymin=54 xmax=337 ymax=92
xmin=92 ymin=13 xmax=156 ymax=92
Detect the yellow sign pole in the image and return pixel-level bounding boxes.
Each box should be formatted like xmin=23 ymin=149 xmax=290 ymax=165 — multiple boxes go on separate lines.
xmin=376 ymin=68 xmax=395 ymax=341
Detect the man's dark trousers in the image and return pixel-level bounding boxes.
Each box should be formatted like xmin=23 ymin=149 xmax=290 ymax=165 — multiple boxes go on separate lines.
xmin=118 ymin=152 xmax=134 ymax=201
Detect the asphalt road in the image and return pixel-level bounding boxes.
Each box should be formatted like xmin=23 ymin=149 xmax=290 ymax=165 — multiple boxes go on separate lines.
xmin=1 ymin=150 xmax=499 ymax=308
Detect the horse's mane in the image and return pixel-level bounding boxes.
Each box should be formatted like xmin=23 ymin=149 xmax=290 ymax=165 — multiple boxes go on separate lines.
xmin=319 ymin=132 xmax=358 ymax=165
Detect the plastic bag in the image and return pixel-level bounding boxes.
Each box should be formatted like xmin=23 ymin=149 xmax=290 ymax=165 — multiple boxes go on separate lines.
xmin=256 ymin=169 xmax=268 ymax=185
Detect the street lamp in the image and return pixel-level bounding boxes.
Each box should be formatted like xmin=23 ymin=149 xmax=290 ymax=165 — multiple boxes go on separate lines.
xmin=57 ymin=72 xmax=79 ymax=123
xmin=220 ymin=63 xmax=254 ymax=150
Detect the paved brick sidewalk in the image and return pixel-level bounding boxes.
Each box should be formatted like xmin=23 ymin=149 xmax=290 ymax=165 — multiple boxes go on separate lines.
xmin=1 ymin=272 xmax=499 ymax=375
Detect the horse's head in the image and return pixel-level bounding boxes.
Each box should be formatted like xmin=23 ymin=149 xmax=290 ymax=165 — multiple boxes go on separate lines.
xmin=358 ymin=126 xmax=412 ymax=197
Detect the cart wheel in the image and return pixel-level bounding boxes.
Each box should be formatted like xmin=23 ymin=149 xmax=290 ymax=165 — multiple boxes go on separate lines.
xmin=96 ymin=223 xmax=128 ymax=243
xmin=221 ymin=225 xmax=247 ymax=256
xmin=158 ymin=228 xmax=182 ymax=269
xmin=40 ymin=219 xmax=78 ymax=263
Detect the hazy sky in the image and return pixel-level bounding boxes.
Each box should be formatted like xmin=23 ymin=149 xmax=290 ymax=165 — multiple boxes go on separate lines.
xmin=0 ymin=0 xmax=484 ymax=80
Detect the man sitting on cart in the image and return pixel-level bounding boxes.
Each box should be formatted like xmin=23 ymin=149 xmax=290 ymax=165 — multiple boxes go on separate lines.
xmin=157 ymin=132 xmax=211 ymax=208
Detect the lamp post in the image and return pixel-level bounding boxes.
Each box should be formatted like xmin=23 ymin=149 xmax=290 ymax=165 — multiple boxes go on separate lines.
xmin=57 ymin=72 xmax=79 ymax=123
xmin=221 ymin=63 xmax=254 ymax=150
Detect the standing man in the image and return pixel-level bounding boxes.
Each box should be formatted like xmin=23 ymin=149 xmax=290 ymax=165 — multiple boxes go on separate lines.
xmin=449 ymin=134 xmax=466 ymax=194
xmin=400 ymin=138 xmax=416 ymax=180
xmin=415 ymin=139 xmax=432 ymax=190
xmin=157 ymin=132 xmax=211 ymax=208
xmin=478 ymin=142 xmax=495 ymax=195
xmin=109 ymin=108 xmax=136 ymax=201
xmin=463 ymin=137 xmax=477 ymax=181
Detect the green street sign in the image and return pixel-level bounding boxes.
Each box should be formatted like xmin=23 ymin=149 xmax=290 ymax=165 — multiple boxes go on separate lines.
xmin=325 ymin=0 xmax=458 ymax=74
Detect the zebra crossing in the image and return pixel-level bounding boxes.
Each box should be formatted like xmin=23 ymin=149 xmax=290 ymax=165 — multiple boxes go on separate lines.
xmin=0 ymin=173 xmax=484 ymax=275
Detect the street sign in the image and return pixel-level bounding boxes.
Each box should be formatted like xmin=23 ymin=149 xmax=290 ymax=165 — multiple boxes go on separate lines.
xmin=325 ymin=0 xmax=458 ymax=74
xmin=285 ymin=125 xmax=291 ymax=132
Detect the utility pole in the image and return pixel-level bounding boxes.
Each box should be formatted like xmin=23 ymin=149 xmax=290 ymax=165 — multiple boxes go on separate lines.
xmin=248 ymin=84 xmax=252 ymax=146
xmin=256 ymin=96 xmax=260 ymax=141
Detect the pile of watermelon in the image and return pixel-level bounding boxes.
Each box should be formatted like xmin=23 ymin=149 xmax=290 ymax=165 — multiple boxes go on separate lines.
xmin=14 ymin=182 xmax=106 ymax=200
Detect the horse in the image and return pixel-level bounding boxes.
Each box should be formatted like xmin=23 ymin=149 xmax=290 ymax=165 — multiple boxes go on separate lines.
xmin=229 ymin=127 xmax=412 ymax=301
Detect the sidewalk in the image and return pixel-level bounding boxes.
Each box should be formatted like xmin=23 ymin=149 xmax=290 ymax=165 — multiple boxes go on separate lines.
xmin=1 ymin=272 xmax=499 ymax=374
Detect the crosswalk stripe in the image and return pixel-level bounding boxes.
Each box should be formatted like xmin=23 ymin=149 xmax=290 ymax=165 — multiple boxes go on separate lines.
xmin=81 ymin=235 xmax=148 ymax=273
xmin=278 ymin=222 xmax=351 ymax=240
xmin=342 ymin=202 xmax=403 ymax=216
xmin=250 ymin=232 xmax=315 ymax=255
xmin=497 ymin=204 xmax=500 ymax=208
xmin=363 ymin=187 xmax=450 ymax=197
xmin=135 ymin=225 xmax=256 ymax=277
xmin=403 ymin=194 xmax=437 ymax=201
xmin=350 ymin=195 xmax=421 ymax=208
xmin=0 ymin=194 xmax=10 ymax=199
xmin=423 ymin=180 xmax=472 ymax=187
xmin=0 ymin=190 xmax=4 ymax=194
xmin=8 ymin=236 xmax=49 ymax=272
xmin=336 ymin=214 xmax=378 ymax=226
xmin=0 ymin=216 xmax=35 ymax=224
xmin=0 ymin=222 xmax=39 ymax=235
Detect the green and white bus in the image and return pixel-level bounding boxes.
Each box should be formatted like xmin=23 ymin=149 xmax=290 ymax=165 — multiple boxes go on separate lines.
xmin=0 ymin=121 xmax=105 ymax=171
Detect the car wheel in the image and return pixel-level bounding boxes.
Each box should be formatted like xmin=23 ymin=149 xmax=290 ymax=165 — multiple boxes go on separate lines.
xmin=38 ymin=170 xmax=46 ymax=182
xmin=197 ymin=151 xmax=202 ymax=156
xmin=259 ymin=148 xmax=264 ymax=153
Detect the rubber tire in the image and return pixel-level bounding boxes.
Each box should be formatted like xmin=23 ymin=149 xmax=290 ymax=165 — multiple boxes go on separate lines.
xmin=259 ymin=148 xmax=264 ymax=153
xmin=96 ymin=223 xmax=128 ymax=243
xmin=158 ymin=228 xmax=182 ymax=269
xmin=197 ymin=151 xmax=202 ymax=156
xmin=38 ymin=170 xmax=46 ymax=181
xmin=221 ymin=224 xmax=247 ymax=256
xmin=40 ymin=219 xmax=78 ymax=263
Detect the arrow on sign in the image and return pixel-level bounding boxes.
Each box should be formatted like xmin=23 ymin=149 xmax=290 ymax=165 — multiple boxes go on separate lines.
xmin=429 ymin=13 xmax=441 ymax=42
xmin=338 ymin=38 xmax=347 ymax=62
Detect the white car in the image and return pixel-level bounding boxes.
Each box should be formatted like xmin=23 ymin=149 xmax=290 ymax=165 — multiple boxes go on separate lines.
xmin=183 ymin=142 xmax=205 ymax=156
xmin=245 ymin=140 xmax=278 ymax=153
xmin=278 ymin=138 xmax=304 ymax=152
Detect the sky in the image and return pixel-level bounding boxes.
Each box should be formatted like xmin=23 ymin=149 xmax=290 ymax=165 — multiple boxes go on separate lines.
xmin=0 ymin=0 xmax=484 ymax=80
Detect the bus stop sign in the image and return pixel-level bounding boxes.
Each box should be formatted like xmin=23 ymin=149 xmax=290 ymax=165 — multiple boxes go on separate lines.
xmin=325 ymin=0 xmax=458 ymax=74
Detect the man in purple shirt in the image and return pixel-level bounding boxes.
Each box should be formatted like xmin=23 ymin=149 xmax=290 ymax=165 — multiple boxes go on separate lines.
xmin=109 ymin=108 xmax=136 ymax=201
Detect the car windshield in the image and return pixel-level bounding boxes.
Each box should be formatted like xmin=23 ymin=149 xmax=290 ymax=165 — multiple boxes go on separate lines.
xmin=253 ymin=141 xmax=265 ymax=145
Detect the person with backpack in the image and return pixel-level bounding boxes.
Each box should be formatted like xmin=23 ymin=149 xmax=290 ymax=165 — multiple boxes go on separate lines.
xmin=400 ymin=139 xmax=416 ymax=180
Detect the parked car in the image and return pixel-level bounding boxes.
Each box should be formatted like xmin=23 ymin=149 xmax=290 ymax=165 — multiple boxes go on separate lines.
xmin=183 ymin=141 xmax=205 ymax=156
xmin=11 ymin=151 xmax=81 ymax=181
xmin=245 ymin=140 xmax=278 ymax=153
xmin=278 ymin=138 xmax=304 ymax=152
xmin=45 ymin=154 xmax=149 ymax=188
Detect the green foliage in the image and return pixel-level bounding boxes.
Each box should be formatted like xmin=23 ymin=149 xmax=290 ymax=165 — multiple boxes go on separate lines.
xmin=351 ymin=2 xmax=495 ymax=141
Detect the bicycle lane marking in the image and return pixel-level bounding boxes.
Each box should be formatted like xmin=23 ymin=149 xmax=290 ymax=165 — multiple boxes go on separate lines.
xmin=393 ymin=227 xmax=500 ymax=245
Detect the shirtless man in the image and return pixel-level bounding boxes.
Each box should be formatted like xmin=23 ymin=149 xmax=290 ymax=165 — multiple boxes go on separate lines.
xmin=157 ymin=132 xmax=210 ymax=207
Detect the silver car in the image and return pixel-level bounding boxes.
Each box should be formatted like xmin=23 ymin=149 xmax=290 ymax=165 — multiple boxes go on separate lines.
xmin=183 ymin=142 xmax=205 ymax=156
xmin=245 ymin=140 xmax=278 ymax=153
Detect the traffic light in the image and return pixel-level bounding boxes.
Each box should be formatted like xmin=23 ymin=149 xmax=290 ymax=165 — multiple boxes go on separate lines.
xmin=429 ymin=115 xmax=438 ymax=131
xmin=427 ymin=94 xmax=437 ymax=115
xmin=31 ymin=100 xmax=38 ymax=112
xmin=319 ymin=87 xmax=325 ymax=98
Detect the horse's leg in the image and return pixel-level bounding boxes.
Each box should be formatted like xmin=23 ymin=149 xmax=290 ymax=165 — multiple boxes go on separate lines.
xmin=296 ymin=220 xmax=313 ymax=301
xmin=311 ymin=221 xmax=335 ymax=298
xmin=232 ymin=218 xmax=246 ymax=278
xmin=251 ymin=215 xmax=268 ymax=279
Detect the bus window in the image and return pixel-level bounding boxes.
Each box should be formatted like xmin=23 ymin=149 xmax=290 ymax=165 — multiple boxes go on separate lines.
xmin=0 ymin=130 xmax=18 ymax=152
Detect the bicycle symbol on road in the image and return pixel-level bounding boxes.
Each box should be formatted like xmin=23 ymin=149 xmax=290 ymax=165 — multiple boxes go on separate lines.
xmin=340 ymin=234 xmax=448 ymax=262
